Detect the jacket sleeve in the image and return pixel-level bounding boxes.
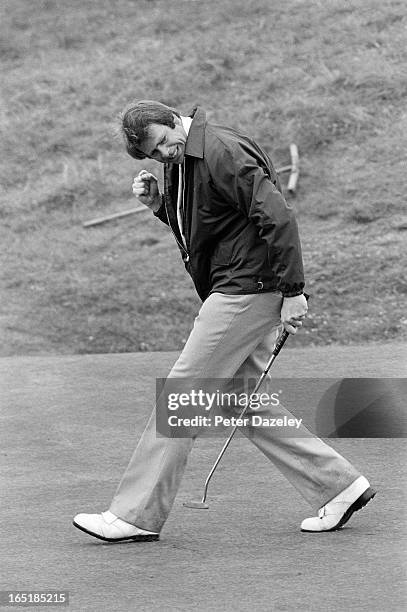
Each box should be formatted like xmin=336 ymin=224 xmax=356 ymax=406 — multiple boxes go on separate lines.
xmin=207 ymin=140 xmax=305 ymax=297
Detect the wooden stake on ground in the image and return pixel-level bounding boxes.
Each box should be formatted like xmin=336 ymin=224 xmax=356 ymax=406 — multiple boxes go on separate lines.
xmin=82 ymin=206 xmax=148 ymax=228
xmin=287 ymin=143 xmax=299 ymax=193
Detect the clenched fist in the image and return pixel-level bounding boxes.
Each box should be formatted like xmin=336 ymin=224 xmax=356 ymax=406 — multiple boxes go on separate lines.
xmin=132 ymin=170 xmax=162 ymax=212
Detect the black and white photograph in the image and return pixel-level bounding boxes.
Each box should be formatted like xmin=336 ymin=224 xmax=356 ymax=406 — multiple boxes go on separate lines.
xmin=1 ymin=0 xmax=406 ymax=610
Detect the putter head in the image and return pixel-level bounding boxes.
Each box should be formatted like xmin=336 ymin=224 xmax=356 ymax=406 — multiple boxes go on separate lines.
xmin=183 ymin=500 xmax=209 ymax=509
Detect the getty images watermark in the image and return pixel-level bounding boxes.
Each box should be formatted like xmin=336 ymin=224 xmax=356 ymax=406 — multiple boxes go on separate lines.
xmin=166 ymin=387 xmax=302 ymax=429
xmin=156 ymin=378 xmax=304 ymax=438
xmin=155 ymin=377 xmax=407 ymax=438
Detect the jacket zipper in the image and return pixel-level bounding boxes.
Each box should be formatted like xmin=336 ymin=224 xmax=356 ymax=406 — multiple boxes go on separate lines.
xmin=164 ymin=198 xmax=190 ymax=263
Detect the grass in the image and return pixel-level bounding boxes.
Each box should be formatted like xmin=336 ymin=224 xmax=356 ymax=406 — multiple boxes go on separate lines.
xmin=1 ymin=0 xmax=406 ymax=355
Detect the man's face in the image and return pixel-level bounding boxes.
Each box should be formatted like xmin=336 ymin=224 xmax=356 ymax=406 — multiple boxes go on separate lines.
xmin=139 ymin=115 xmax=187 ymax=164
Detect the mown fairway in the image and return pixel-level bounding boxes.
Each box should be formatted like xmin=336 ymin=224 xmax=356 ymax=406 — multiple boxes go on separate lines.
xmin=1 ymin=0 xmax=406 ymax=354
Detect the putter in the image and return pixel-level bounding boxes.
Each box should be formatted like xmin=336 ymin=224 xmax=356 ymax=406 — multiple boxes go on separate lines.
xmin=183 ymin=327 xmax=291 ymax=509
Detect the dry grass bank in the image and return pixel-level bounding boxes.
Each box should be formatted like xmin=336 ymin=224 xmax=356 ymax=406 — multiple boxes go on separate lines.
xmin=1 ymin=0 xmax=406 ymax=354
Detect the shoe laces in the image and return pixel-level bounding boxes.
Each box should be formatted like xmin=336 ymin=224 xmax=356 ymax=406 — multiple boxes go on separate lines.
xmin=318 ymin=507 xmax=326 ymax=519
xmin=318 ymin=500 xmax=349 ymax=519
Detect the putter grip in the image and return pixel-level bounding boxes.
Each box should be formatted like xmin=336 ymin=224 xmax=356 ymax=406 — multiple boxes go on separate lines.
xmin=273 ymin=330 xmax=290 ymax=356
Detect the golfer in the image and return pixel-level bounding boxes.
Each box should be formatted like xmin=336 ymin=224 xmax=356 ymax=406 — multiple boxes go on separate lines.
xmin=73 ymin=101 xmax=375 ymax=541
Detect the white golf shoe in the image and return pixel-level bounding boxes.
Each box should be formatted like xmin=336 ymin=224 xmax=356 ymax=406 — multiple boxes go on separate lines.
xmin=301 ymin=476 xmax=376 ymax=532
xmin=73 ymin=510 xmax=159 ymax=542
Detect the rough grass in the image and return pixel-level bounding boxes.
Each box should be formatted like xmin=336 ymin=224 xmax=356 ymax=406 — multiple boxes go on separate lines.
xmin=1 ymin=0 xmax=406 ymax=355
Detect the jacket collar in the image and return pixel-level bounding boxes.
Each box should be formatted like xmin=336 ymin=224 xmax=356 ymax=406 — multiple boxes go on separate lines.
xmin=184 ymin=106 xmax=206 ymax=159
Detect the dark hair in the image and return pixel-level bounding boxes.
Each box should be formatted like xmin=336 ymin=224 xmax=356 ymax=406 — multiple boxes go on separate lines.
xmin=121 ymin=100 xmax=180 ymax=159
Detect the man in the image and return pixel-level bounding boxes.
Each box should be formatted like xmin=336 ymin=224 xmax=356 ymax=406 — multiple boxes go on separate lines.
xmin=73 ymin=101 xmax=375 ymax=541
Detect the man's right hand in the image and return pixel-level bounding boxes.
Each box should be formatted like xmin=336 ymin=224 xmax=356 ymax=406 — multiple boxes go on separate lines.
xmin=280 ymin=294 xmax=308 ymax=334
xmin=132 ymin=170 xmax=161 ymax=212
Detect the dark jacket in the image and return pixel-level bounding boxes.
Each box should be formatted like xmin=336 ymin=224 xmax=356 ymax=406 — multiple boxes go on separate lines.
xmin=155 ymin=106 xmax=305 ymax=301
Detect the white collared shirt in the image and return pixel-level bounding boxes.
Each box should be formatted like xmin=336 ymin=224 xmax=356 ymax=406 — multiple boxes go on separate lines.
xmin=176 ymin=116 xmax=192 ymax=246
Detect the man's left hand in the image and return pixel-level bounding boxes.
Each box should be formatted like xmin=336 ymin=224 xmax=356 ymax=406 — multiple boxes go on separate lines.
xmin=280 ymin=294 xmax=308 ymax=334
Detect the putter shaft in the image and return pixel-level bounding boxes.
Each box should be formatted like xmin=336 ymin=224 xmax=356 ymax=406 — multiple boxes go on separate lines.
xmin=196 ymin=328 xmax=290 ymax=505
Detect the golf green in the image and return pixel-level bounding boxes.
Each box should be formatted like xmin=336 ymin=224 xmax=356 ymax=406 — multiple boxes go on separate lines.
xmin=1 ymin=343 xmax=406 ymax=611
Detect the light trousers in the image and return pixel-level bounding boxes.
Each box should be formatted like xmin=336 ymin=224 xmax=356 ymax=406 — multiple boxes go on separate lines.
xmin=109 ymin=292 xmax=360 ymax=532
